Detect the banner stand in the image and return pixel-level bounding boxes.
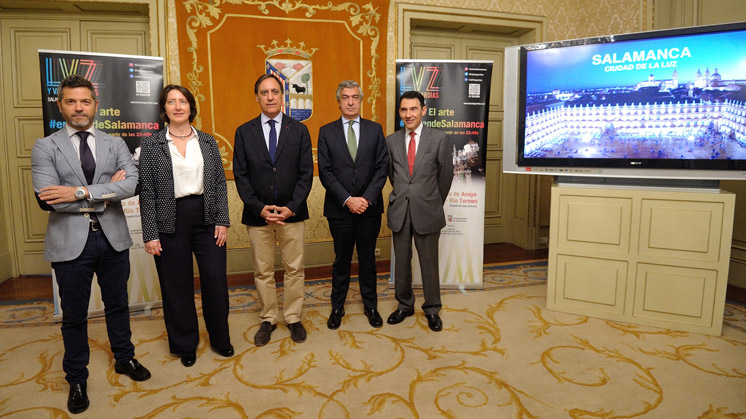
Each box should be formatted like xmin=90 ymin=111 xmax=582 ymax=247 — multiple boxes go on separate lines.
xmin=390 ymin=59 xmax=493 ymax=290
xmin=39 ymin=50 xmax=164 ymax=321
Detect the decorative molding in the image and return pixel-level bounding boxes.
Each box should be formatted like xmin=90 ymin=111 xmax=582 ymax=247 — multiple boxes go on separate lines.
xmin=179 ymin=0 xmax=384 ymax=129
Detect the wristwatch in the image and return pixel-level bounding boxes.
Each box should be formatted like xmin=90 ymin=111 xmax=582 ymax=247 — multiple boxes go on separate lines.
xmin=74 ymin=186 xmax=86 ymax=200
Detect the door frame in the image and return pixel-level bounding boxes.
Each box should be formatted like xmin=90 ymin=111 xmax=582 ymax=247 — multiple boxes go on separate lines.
xmin=397 ymin=3 xmax=544 ymax=59
xmin=0 ymin=0 xmax=166 ymax=279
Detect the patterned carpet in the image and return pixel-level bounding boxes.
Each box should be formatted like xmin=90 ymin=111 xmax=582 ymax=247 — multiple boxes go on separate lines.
xmin=1 ymin=261 xmax=745 ymax=418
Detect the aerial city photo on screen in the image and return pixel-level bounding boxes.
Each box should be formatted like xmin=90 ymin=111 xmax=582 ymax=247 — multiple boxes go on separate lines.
xmin=522 ymin=27 xmax=746 ymax=162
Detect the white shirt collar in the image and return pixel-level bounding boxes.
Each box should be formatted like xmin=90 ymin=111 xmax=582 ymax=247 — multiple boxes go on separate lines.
xmin=261 ymin=113 xmax=283 ymax=126
xmin=64 ymin=124 xmax=94 ymax=139
xmin=406 ymin=123 xmax=424 ymax=139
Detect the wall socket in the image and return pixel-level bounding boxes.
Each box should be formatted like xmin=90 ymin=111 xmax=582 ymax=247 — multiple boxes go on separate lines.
xmin=539 ymin=237 xmax=549 ymax=246
xmin=374 ymin=248 xmax=381 ymax=256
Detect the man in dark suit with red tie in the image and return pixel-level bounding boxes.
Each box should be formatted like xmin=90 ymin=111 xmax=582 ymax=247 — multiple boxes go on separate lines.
xmin=385 ymin=90 xmax=453 ymax=332
xmin=317 ymin=80 xmax=389 ymax=330
xmin=233 ymin=74 xmax=313 ymax=346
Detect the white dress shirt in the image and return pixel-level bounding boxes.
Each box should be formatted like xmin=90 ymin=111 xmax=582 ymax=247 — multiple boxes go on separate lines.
xmin=405 ymin=123 xmax=424 ymax=154
xmin=167 ymin=126 xmax=204 ymax=198
xmin=260 ymin=113 xmax=283 ymax=148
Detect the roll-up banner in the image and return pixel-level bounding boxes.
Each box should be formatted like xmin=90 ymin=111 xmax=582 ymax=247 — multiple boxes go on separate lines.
xmin=38 ymin=50 xmax=163 ymax=320
xmin=392 ymin=59 xmax=493 ymax=289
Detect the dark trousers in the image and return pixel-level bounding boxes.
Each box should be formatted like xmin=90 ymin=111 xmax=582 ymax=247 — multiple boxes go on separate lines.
xmin=154 ymin=195 xmax=230 ymax=355
xmin=328 ymin=214 xmax=381 ymax=311
xmin=392 ymin=207 xmax=442 ymax=316
xmin=52 ymin=229 xmax=134 ymax=385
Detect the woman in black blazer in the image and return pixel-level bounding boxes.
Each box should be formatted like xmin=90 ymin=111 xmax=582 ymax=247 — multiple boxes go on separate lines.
xmin=139 ymin=85 xmax=232 ymax=367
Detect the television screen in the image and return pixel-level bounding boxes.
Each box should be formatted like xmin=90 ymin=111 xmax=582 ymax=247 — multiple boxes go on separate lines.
xmin=503 ymin=22 xmax=746 ymax=180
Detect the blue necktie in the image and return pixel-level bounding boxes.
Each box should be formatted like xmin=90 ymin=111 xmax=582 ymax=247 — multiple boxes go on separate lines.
xmin=78 ymin=131 xmax=95 ymax=184
xmin=268 ymin=120 xmax=277 ymax=163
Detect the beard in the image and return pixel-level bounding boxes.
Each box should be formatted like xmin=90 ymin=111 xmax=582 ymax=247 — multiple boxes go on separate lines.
xmin=67 ymin=114 xmax=92 ymax=129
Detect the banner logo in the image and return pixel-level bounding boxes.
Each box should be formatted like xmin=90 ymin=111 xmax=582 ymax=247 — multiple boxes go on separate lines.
xmin=398 ymin=64 xmax=441 ymax=99
xmin=260 ymin=39 xmax=317 ymax=122
xmin=43 ymin=57 xmax=102 ymax=99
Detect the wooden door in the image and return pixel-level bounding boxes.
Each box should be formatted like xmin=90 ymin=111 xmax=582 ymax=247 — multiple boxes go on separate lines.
xmin=0 ymin=13 xmax=148 ymax=276
xmin=409 ymin=29 xmax=517 ymax=244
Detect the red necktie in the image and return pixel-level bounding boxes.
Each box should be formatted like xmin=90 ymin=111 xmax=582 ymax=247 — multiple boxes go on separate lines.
xmin=408 ymin=131 xmax=416 ymax=176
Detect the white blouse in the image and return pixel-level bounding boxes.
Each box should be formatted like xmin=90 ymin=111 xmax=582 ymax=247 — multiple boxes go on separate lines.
xmin=167 ymin=127 xmax=204 ymax=198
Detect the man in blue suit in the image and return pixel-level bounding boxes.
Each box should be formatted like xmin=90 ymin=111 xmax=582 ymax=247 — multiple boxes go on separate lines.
xmin=233 ymin=74 xmax=314 ymax=346
xmin=31 ymin=75 xmax=151 ymax=414
xmin=318 ymin=80 xmax=389 ymax=330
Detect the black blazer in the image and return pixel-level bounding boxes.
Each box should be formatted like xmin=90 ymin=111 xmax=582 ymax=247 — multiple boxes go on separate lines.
xmin=233 ymin=113 xmax=313 ymax=226
xmin=139 ymin=128 xmax=230 ymax=242
xmin=317 ymin=117 xmax=389 ymax=220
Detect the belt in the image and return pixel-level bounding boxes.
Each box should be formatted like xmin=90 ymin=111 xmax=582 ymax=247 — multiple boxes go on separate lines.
xmin=89 ymin=221 xmax=101 ymax=232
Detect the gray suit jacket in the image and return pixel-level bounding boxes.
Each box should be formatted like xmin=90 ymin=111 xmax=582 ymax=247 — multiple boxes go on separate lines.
xmin=31 ymin=128 xmax=139 ymax=262
xmin=386 ymin=125 xmax=453 ymax=235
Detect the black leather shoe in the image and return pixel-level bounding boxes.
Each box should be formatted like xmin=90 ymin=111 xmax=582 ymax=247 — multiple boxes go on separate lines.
xmin=387 ymin=309 xmax=415 ymax=325
xmin=288 ymin=321 xmax=307 ymax=343
xmin=180 ymin=352 xmax=196 ymax=367
xmin=67 ymin=383 xmax=89 ymax=414
xmin=254 ymin=321 xmax=276 ymax=346
xmin=426 ymin=314 xmax=443 ymax=332
xmin=114 ymin=359 xmax=151 ymax=381
xmin=327 ymin=308 xmax=345 ymax=330
xmin=213 ymin=344 xmax=234 ymax=357
xmin=364 ymin=309 xmax=383 ymax=328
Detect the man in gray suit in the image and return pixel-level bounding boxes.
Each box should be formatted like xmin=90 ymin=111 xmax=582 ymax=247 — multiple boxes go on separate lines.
xmin=32 ymin=75 xmax=151 ymax=414
xmin=385 ymin=90 xmax=453 ymax=332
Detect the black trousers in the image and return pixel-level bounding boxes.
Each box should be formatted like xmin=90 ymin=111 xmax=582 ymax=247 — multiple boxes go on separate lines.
xmin=327 ymin=214 xmax=381 ymax=311
xmin=154 ymin=195 xmax=230 ymax=354
xmin=52 ymin=229 xmax=134 ymax=384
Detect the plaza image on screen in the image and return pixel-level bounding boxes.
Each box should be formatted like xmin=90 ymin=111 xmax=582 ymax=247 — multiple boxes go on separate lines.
xmin=517 ymin=22 xmax=746 ymax=171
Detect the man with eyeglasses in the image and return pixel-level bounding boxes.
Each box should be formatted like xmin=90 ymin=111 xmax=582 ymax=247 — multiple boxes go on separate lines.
xmin=317 ymin=80 xmax=389 ymax=330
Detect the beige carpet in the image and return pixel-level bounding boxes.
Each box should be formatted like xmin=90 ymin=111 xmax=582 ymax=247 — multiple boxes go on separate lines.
xmin=1 ymin=262 xmax=746 ymax=418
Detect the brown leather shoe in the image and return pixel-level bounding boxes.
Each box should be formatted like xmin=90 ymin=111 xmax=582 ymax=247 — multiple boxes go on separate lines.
xmin=287 ymin=321 xmax=307 ymax=343
xmin=254 ymin=321 xmax=276 ymax=346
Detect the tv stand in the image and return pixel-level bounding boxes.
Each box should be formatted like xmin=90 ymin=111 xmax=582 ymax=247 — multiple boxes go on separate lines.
xmin=546 ymin=181 xmax=734 ymax=335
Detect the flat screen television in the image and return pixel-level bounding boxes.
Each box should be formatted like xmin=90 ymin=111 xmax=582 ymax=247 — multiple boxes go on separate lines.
xmin=503 ymin=22 xmax=746 ymax=181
